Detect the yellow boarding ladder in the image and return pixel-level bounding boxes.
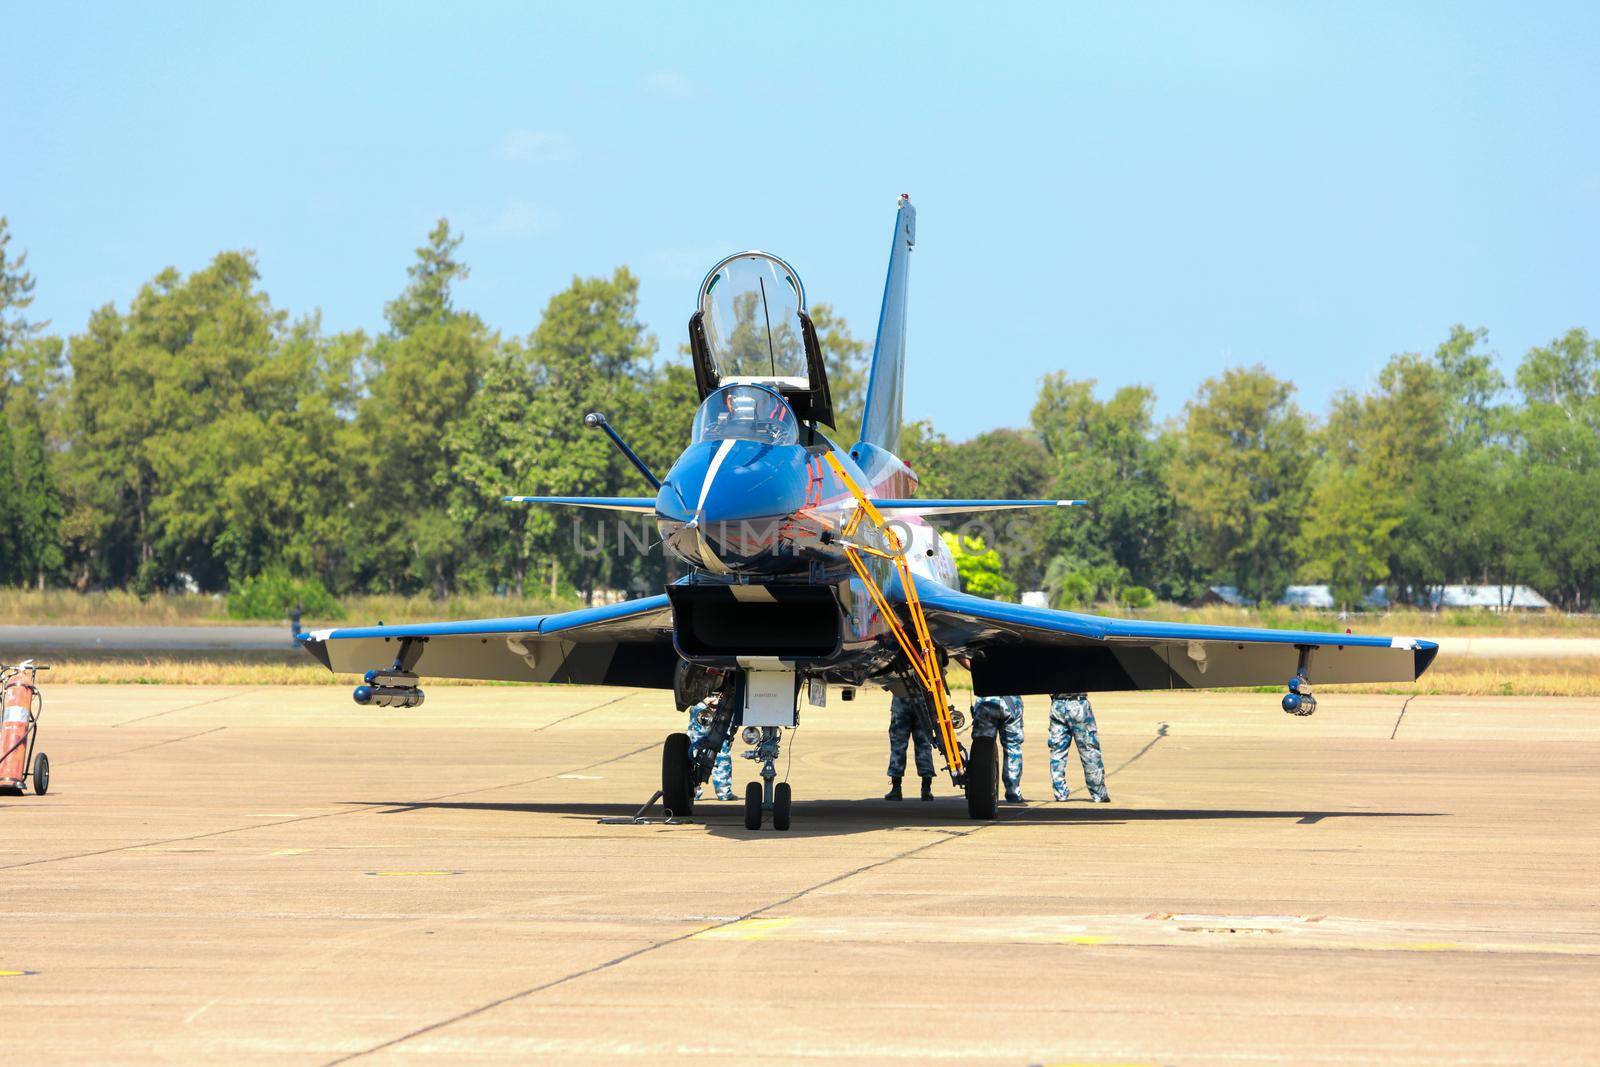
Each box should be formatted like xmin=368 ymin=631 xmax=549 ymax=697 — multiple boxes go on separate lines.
xmin=822 ymin=452 xmax=965 ymax=776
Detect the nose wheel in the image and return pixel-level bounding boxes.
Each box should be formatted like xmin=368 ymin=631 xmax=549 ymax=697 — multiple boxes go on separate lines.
xmin=739 ymin=727 xmax=792 ymax=831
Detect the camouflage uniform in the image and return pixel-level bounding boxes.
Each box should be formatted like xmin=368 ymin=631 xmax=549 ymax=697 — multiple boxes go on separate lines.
xmin=972 ymin=695 xmax=1025 ymax=801
xmin=686 ymin=699 xmax=734 ymax=801
xmin=886 ymin=694 xmax=936 ymax=778
xmin=1049 ymin=693 xmax=1108 ymax=802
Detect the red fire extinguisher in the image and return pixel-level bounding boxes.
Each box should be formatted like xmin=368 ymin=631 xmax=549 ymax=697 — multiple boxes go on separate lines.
xmin=0 ymin=661 xmax=49 ymax=796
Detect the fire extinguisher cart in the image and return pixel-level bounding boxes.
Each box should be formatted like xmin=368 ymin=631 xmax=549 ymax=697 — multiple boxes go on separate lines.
xmin=0 ymin=661 xmax=49 ymax=796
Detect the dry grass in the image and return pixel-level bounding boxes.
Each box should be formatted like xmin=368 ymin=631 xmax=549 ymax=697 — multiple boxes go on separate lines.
xmin=0 ymin=589 xmax=582 ymax=629
xmin=1322 ymin=656 xmax=1600 ymax=697
xmin=40 ymin=657 xmax=518 ymax=686
xmin=1128 ymin=603 xmax=1600 ymax=638
xmin=39 ymin=656 xmax=1600 ymax=695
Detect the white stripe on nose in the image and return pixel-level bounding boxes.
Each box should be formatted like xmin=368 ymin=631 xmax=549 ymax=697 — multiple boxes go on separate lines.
xmin=696 ymin=438 xmax=736 ymax=516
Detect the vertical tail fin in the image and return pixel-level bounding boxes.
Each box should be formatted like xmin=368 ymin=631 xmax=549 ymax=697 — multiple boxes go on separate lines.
xmin=857 ymin=195 xmax=916 ymax=453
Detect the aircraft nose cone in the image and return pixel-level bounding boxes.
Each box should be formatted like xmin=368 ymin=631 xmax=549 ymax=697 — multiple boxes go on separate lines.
xmin=656 ymin=441 xmax=812 ymax=572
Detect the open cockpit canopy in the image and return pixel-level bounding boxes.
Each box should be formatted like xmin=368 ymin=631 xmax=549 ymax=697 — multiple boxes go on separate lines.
xmin=689 ymin=252 xmax=834 ymax=427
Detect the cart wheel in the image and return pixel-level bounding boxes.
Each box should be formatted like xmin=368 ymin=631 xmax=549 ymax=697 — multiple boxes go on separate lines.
xmin=743 ymin=781 xmax=763 ymax=830
xmin=661 ymin=733 xmax=693 ymax=817
xmin=772 ymin=782 xmax=792 ymax=831
xmin=32 ymin=753 xmax=49 ymax=796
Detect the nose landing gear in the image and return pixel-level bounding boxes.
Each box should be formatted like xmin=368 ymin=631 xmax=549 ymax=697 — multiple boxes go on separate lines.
xmin=740 ymin=727 xmax=792 ymax=831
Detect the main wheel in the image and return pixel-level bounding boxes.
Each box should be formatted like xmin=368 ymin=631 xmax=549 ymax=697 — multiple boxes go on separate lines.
xmin=744 ymin=781 xmax=763 ymax=830
xmin=772 ymin=782 xmax=792 ymax=831
xmin=32 ymin=753 xmax=49 ymax=796
xmin=965 ymin=736 xmax=998 ymax=820
xmin=662 ymin=733 xmax=694 ymax=817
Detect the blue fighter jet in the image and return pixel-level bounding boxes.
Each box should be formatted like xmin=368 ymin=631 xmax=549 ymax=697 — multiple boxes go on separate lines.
xmin=300 ymin=196 xmax=1438 ymax=830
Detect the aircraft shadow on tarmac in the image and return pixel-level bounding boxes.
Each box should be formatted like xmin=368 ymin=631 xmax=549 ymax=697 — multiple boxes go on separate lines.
xmin=350 ymin=799 xmax=1446 ymax=839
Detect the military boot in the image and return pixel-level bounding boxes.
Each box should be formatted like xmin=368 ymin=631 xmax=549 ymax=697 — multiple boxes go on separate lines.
xmin=920 ymin=776 xmax=934 ymax=801
xmin=883 ymin=776 xmax=903 ymax=801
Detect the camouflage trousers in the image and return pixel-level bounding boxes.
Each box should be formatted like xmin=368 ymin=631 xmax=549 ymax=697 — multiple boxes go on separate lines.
xmin=687 ymin=706 xmax=734 ymax=800
xmin=972 ymin=697 xmax=1024 ymax=796
xmin=886 ymin=696 xmax=935 ymax=778
xmin=1049 ymin=693 xmax=1108 ymax=801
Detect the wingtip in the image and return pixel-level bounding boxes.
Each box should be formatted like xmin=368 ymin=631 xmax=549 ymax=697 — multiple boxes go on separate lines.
xmin=298 ymin=634 xmax=333 ymax=671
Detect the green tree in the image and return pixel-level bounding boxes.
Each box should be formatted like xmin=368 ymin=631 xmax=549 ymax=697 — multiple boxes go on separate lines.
xmin=1031 ymin=374 xmax=1197 ymax=601
xmin=941 ymin=531 xmax=1017 ymax=600
xmin=5 ymin=401 xmax=64 ymax=587
xmin=0 ymin=218 xmax=45 ymax=355
xmin=0 ymin=411 xmax=15 ymax=582
xmin=1511 ymin=328 xmax=1600 ymax=609
xmin=809 ymin=303 xmax=869 ymax=445
xmin=212 ymin=321 xmax=364 ymax=588
xmin=1168 ymin=366 xmax=1312 ymax=604
xmin=351 ymin=221 xmax=493 ymax=596
xmin=898 ymin=419 xmax=957 ymax=498
xmin=447 ymin=268 xmax=656 ymax=601
xmin=1296 ymin=461 xmax=1399 ymax=610
xmin=65 ymin=252 xmax=286 ymax=590
xmin=940 ymin=428 xmax=1056 ymax=591
xmin=1377 ymin=328 xmax=1514 ymax=605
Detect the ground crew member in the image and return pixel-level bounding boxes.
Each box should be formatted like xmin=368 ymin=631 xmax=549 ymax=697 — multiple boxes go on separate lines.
xmin=884 ymin=693 xmax=935 ymax=801
xmin=1049 ymin=692 xmax=1109 ymax=802
xmin=972 ymin=694 xmax=1026 ymax=803
xmin=686 ymin=692 xmax=735 ymax=801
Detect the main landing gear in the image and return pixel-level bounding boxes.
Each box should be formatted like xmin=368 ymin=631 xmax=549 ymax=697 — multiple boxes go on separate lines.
xmin=661 ymin=732 xmax=695 ymax=817
xmin=964 ymin=734 xmax=999 ymax=820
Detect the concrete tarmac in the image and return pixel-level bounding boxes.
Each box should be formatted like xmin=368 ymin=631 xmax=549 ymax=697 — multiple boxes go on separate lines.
xmin=4 ymin=685 xmax=1596 ymax=1064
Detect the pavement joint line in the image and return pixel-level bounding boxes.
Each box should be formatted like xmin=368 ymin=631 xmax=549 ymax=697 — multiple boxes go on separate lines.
xmin=0 ymin=739 xmax=662 ymax=872
xmin=1391 ymin=695 xmax=1419 ymax=739
xmin=529 ymin=691 xmax=635 ymax=733
xmin=324 ymin=790 xmax=1047 ymax=1065
xmin=111 ymin=688 xmax=260 ymax=727
xmin=58 ymin=725 xmax=228 ymax=766
xmin=1107 ymin=722 xmax=1168 ymax=779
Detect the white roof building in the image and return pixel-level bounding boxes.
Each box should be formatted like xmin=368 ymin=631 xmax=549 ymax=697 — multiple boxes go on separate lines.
xmin=1197 ymin=584 xmax=1552 ymax=611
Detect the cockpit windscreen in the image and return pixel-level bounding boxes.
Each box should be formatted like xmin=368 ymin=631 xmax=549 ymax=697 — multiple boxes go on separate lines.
xmin=692 ymin=385 xmax=800 ymax=446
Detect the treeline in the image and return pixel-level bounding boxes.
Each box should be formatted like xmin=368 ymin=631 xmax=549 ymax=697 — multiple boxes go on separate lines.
xmin=0 ymin=218 xmax=867 ymax=605
xmin=903 ymin=325 xmax=1600 ymax=611
xmin=0 ymin=217 xmax=1596 ymax=611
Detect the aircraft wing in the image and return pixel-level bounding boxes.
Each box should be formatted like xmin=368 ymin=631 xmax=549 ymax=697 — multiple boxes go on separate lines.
xmin=504 ymin=496 xmax=656 ymax=513
xmin=298 ymin=595 xmax=677 ymax=687
xmin=905 ymin=576 xmax=1438 ymax=695
xmin=869 ymin=498 xmax=1086 ymax=518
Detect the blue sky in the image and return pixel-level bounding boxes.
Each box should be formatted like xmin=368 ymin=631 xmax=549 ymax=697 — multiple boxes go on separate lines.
xmin=4 ymin=1 xmax=1596 ymax=439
